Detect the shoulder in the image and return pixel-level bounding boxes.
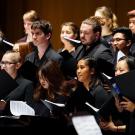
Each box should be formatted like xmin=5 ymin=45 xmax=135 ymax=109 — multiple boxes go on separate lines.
xmin=25 ymin=51 xmax=36 ymax=62
xmin=47 ymin=47 xmax=63 ymax=60
xmin=16 ymin=76 xmax=33 ymax=85
xmin=17 ymin=36 xmax=27 ymax=43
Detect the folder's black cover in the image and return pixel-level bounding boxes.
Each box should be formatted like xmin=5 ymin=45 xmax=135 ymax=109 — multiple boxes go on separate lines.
xmin=0 ymin=70 xmax=18 ymax=99
xmin=115 ymin=70 xmax=135 ymax=102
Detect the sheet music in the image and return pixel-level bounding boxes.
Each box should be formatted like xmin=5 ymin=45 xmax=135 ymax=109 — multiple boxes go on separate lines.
xmin=10 ymin=101 xmax=35 ymax=116
xmin=72 ymin=115 xmax=102 ymax=135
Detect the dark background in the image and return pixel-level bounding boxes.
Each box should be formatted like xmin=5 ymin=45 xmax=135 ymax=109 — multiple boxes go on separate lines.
xmin=0 ymin=0 xmax=134 ymax=50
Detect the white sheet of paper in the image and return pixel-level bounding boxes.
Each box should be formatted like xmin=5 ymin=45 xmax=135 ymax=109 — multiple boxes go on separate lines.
xmin=72 ymin=115 xmax=102 ymax=135
xmin=117 ymin=50 xmax=125 ymax=62
xmin=10 ymin=101 xmax=35 ymax=116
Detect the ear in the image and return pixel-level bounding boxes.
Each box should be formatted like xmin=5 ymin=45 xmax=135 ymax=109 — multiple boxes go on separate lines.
xmin=95 ymin=32 xmax=100 ymax=40
xmin=46 ymin=33 xmax=51 ymax=40
xmin=126 ymin=40 xmax=132 ymax=47
xmin=16 ymin=62 xmax=22 ymax=70
xmin=90 ymin=68 xmax=95 ymax=75
xmin=73 ymin=33 xmax=78 ymax=39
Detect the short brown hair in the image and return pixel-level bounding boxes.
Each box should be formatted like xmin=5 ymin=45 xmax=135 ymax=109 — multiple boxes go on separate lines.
xmin=128 ymin=10 xmax=135 ymax=17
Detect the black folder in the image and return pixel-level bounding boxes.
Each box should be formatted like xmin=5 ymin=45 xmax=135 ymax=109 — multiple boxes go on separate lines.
xmin=115 ymin=70 xmax=135 ymax=102
xmin=0 ymin=70 xmax=18 ymax=99
xmin=96 ymin=58 xmax=115 ymax=77
xmin=85 ymin=95 xmax=113 ymax=121
xmin=59 ymin=50 xmax=77 ymax=79
xmin=41 ymin=99 xmax=65 ymax=117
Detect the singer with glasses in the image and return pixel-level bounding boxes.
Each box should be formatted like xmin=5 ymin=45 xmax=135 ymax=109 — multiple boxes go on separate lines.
xmin=111 ymin=27 xmax=133 ymax=64
xmin=0 ymin=61 xmax=17 ymax=66
xmin=0 ymin=50 xmax=34 ymax=113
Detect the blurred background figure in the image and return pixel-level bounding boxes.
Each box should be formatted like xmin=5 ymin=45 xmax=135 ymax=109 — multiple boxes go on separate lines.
xmin=59 ymin=22 xmax=80 ymax=57
xmin=94 ymin=6 xmax=118 ymax=46
xmin=127 ymin=9 xmax=135 ymax=57
xmin=18 ymin=10 xmax=40 ymax=43
xmin=13 ymin=10 xmax=40 ymax=63
xmin=58 ymin=22 xmax=80 ymax=80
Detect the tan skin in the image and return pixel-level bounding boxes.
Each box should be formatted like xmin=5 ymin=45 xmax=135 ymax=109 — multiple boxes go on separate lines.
xmin=112 ymin=33 xmax=131 ymax=55
xmin=80 ymin=23 xmax=100 ymax=47
xmin=31 ymin=28 xmax=51 ymax=59
xmin=76 ymin=59 xmax=95 ymax=90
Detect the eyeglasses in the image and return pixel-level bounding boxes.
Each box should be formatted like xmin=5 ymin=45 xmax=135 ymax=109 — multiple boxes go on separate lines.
xmin=0 ymin=61 xmax=16 ymax=66
xmin=111 ymin=38 xmax=126 ymax=42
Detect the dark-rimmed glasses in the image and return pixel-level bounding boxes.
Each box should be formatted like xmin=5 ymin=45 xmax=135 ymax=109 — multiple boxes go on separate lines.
xmin=0 ymin=61 xmax=17 ymax=66
xmin=111 ymin=38 xmax=126 ymax=43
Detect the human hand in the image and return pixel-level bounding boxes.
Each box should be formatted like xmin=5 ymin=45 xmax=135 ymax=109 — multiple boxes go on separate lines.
xmin=120 ymin=97 xmax=135 ymax=112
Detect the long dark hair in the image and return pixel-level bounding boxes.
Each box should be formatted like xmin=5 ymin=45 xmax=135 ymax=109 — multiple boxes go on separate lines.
xmin=78 ymin=57 xmax=101 ymax=88
xmin=33 ymin=60 xmax=71 ymax=101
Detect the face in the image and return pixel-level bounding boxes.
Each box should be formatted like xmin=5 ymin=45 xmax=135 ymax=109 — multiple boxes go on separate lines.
xmin=115 ymin=60 xmax=129 ymax=76
xmin=95 ymin=11 xmax=106 ymax=25
xmin=23 ymin=19 xmax=32 ymax=34
xmin=112 ymin=33 xmax=127 ymax=51
xmin=60 ymin=25 xmax=76 ymax=43
xmin=77 ymin=59 xmax=91 ymax=83
xmin=38 ymin=71 xmax=49 ymax=89
xmin=31 ymin=28 xmax=48 ymax=46
xmin=80 ymin=23 xmax=97 ymax=45
xmin=1 ymin=53 xmax=18 ymax=77
xmin=129 ymin=17 xmax=135 ymax=34
xmin=95 ymin=11 xmax=111 ymax=27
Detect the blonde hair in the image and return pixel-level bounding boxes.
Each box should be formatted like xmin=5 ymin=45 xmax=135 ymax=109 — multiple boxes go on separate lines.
xmin=95 ymin=6 xmax=118 ymax=31
xmin=61 ymin=22 xmax=80 ymax=39
xmin=4 ymin=50 xmax=22 ymax=63
xmin=23 ymin=10 xmax=39 ymax=22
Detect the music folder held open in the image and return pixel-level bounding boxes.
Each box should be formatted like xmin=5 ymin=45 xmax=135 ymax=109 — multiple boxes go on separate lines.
xmin=0 ymin=70 xmax=18 ymax=99
xmin=115 ymin=69 xmax=135 ymax=102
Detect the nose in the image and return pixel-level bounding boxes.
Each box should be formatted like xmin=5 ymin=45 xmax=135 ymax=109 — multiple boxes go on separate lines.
xmin=115 ymin=71 xmax=120 ymax=76
xmin=80 ymin=33 xmax=84 ymax=38
xmin=0 ymin=64 xmax=6 ymax=69
xmin=77 ymin=68 xmax=81 ymax=74
xmin=32 ymin=34 xmax=37 ymax=40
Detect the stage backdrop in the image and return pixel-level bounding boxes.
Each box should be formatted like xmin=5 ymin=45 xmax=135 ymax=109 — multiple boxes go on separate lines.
xmin=0 ymin=0 xmax=135 ymax=50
